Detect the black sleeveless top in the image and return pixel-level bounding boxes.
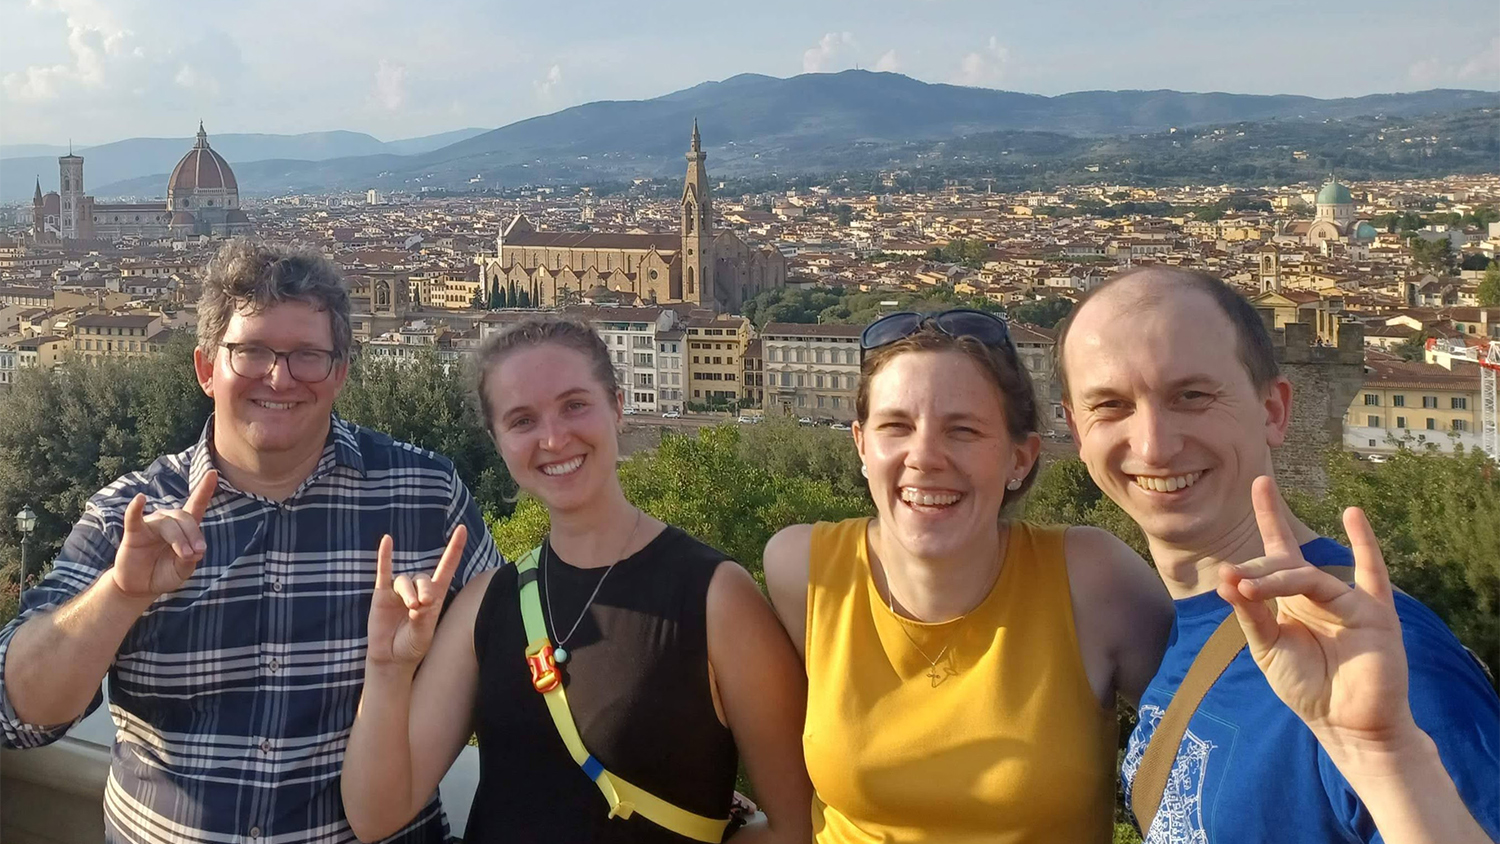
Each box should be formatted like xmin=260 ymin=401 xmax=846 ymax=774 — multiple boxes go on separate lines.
xmin=465 ymin=525 xmax=740 ymax=843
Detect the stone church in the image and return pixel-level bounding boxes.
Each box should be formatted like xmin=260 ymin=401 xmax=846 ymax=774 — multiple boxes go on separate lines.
xmin=478 ymin=122 xmax=786 ymax=314
xmin=31 ymin=123 xmax=253 ymax=242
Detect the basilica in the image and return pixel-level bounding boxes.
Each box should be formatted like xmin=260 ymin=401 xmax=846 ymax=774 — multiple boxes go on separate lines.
xmin=31 ymin=123 xmax=253 ymax=242
xmin=478 ymin=122 xmax=786 ymax=314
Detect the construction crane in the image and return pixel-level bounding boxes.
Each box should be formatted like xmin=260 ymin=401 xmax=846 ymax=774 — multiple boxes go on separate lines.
xmin=1426 ymin=337 xmax=1500 ymax=461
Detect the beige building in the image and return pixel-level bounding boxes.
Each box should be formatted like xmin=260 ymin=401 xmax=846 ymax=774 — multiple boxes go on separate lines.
xmin=742 ymin=339 xmax=764 ymax=408
xmin=478 ymin=123 xmax=786 ymax=314
xmin=15 ymin=335 xmax=69 ymax=369
xmin=685 ymin=316 xmax=750 ymax=408
xmin=71 ymin=314 xmax=168 ymax=362
xmin=762 ymin=322 xmax=863 ymax=421
xmin=1010 ymin=323 xmax=1064 ymax=434
xmin=1344 ymin=356 xmax=1483 ymax=453
xmin=657 ymin=329 xmax=686 ymax=414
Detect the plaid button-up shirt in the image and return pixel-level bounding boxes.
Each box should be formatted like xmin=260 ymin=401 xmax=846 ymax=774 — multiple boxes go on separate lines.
xmin=0 ymin=415 xmax=503 ymax=843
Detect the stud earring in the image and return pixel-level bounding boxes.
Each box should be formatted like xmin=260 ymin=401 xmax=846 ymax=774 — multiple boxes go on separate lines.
xmin=1006 ymin=478 xmax=1022 ymax=490
xmin=860 ymin=463 xmax=868 ymax=478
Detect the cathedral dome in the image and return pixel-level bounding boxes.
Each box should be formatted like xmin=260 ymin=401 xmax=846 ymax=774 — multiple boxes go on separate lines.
xmin=169 ymin=124 xmax=238 ymax=194
xmin=1316 ymin=178 xmax=1352 ymax=206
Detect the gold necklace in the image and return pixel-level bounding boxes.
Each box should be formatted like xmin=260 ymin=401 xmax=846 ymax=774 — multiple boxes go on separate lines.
xmin=886 ymin=581 xmax=962 ymax=688
xmin=879 ymin=527 xmax=1009 ymax=688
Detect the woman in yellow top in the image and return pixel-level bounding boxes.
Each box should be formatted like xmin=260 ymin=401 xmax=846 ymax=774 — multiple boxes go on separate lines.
xmin=763 ymin=309 xmax=1173 ymax=843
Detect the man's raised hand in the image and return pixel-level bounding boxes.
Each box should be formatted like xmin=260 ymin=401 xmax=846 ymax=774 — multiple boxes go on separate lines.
xmin=1218 ymin=475 xmax=1413 ymax=748
xmin=110 ymin=470 xmax=219 ymax=599
xmin=365 ymin=525 xmax=467 ymax=670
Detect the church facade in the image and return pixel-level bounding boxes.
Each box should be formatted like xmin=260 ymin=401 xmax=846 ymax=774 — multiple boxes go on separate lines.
xmin=31 ymin=124 xmax=253 ymax=243
xmin=478 ymin=122 xmax=786 ymax=314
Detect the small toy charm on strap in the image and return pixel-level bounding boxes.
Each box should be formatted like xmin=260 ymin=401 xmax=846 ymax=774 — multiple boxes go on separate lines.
xmin=527 ymin=639 xmax=562 ymax=692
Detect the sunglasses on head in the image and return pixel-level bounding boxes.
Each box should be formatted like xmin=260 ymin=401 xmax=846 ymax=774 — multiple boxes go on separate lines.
xmin=860 ymin=308 xmax=1014 ymax=353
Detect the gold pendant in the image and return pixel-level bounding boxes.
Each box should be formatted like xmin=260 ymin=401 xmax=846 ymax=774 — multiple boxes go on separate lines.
xmin=927 ymin=658 xmax=959 ymax=688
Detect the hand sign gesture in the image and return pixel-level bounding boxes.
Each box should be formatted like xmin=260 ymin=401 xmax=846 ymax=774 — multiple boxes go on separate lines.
xmin=110 ymin=470 xmax=219 ymax=599
xmin=1218 ymin=475 xmax=1412 ymax=748
xmin=366 ymin=525 xmax=468 ymax=670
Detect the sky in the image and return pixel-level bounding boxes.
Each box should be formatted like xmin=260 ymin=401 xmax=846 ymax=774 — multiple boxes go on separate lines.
xmin=1 ymin=0 xmax=1497 ymax=146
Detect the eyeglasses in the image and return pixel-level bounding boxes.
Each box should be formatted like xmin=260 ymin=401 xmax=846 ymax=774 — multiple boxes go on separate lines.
xmin=222 ymin=343 xmax=338 ymax=383
xmin=860 ymin=308 xmax=1013 ymax=353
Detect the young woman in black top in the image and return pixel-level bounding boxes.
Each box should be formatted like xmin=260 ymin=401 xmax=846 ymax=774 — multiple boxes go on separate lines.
xmin=342 ymin=316 xmax=812 ymax=844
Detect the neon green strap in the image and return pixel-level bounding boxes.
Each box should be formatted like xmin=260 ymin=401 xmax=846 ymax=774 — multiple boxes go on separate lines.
xmin=515 ymin=547 xmax=730 ymax=843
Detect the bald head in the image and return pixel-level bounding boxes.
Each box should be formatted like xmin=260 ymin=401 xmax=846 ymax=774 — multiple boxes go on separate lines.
xmin=1057 ymin=267 xmax=1278 ymax=404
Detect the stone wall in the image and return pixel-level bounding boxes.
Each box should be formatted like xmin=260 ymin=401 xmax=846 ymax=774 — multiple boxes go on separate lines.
xmin=1271 ymin=317 xmax=1366 ymax=497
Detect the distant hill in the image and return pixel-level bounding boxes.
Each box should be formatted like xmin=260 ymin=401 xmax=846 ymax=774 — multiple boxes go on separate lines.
xmin=0 ymin=127 xmax=489 ymax=202
xmin=8 ymin=71 xmax=1497 ymax=200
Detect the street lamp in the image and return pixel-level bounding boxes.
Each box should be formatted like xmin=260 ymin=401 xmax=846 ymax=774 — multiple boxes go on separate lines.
xmin=15 ymin=506 xmax=36 ymax=589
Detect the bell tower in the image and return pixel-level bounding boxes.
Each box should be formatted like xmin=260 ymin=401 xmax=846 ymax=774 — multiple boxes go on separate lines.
xmin=680 ymin=120 xmax=712 ymax=305
xmin=58 ymin=148 xmax=84 ymax=240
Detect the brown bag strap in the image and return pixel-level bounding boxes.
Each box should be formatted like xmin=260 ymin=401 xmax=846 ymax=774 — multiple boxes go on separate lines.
xmin=1130 ymin=611 xmax=1247 ymax=833
xmin=1131 ymin=565 xmax=1366 ymax=832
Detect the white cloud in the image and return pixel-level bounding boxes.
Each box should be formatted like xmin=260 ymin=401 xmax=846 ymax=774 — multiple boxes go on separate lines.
xmin=953 ymin=35 xmax=1009 ymax=87
xmin=1407 ymin=37 xmax=1499 ymax=87
xmin=803 ymin=31 xmax=857 ymax=73
xmin=373 ymin=58 xmax=406 ymax=111
xmin=534 ymin=63 xmax=563 ymax=99
xmin=2 ymin=0 xmax=134 ymax=101
xmin=874 ymin=50 xmax=901 ymax=72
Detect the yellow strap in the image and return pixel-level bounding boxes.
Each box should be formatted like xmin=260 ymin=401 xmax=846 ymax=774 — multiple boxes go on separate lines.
xmin=516 ymin=547 xmax=729 ymax=843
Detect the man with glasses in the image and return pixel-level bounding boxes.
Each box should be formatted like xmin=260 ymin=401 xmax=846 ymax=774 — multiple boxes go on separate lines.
xmin=0 ymin=240 xmax=501 ymax=843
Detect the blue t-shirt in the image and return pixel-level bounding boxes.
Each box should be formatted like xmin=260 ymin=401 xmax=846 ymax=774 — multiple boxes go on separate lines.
xmin=1122 ymin=538 xmax=1500 ymax=843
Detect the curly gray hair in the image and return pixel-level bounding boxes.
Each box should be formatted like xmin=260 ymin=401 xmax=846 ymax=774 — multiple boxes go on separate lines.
xmin=197 ymin=239 xmax=352 ymax=359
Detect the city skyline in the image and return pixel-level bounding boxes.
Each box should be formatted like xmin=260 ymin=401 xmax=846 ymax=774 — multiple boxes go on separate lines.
xmin=1 ymin=0 xmax=1497 ymax=147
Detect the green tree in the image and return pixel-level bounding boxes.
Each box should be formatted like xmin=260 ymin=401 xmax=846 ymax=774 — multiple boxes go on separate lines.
xmin=335 ymin=349 xmax=515 ymax=514
xmin=1479 ymin=263 xmax=1500 ymax=307
xmin=1008 ymin=298 xmax=1075 ymax=330
xmin=488 ymin=278 xmax=502 ymax=309
xmin=0 ymin=339 xmax=211 ymax=571
xmin=1409 ymin=236 xmax=1457 ymax=276
xmin=1394 ymin=330 xmax=1433 ymax=362
xmin=474 ymin=281 xmax=488 ymax=310
xmin=1284 ymin=448 xmax=1500 ymax=680
xmin=517 ymin=288 xmax=532 ymax=308
xmin=1459 ymin=253 xmax=1492 ymax=272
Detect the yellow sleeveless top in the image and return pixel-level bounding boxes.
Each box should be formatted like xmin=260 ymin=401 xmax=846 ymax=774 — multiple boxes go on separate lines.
xmin=803 ymin=518 xmax=1116 ymax=844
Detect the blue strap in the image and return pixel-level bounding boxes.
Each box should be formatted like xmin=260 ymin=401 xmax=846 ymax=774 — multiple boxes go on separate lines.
xmin=581 ymin=755 xmax=605 ymax=781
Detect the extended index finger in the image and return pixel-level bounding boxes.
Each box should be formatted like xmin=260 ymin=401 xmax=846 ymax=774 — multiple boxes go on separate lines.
xmin=184 ymin=470 xmax=219 ymax=521
xmin=1251 ymin=475 xmax=1299 ymax=559
xmin=430 ymin=524 xmax=468 ymax=595
xmin=375 ymin=534 xmax=394 ymax=591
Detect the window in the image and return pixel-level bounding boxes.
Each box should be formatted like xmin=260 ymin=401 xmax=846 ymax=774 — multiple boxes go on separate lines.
xmin=693 ymin=356 xmax=700 ymax=364
xmin=818 ymin=395 xmax=826 ymax=408
xmin=795 ymin=349 xmax=804 ymax=363
xmin=1422 ymin=396 xmax=1437 ymax=409
xmin=615 ymin=351 xmax=625 ymax=363
xmin=1392 ymin=395 xmax=1405 ymax=407
xmin=1363 ymin=394 xmax=1379 ymax=406
xmin=1395 ymin=416 xmax=1407 ymax=429
xmin=796 ymin=395 xmax=806 ymax=407
xmin=1426 ymin=418 xmax=1437 ymax=430
xmin=845 ymin=349 xmax=857 ymax=364
xmin=1367 ymin=415 xmax=1380 ymax=427
xmin=1452 ymin=397 xmax=1468 ymax=410
xmin=832 ymin=396 xmax=842 ymax=409
xmin=797 ymin=374 xmax=805 ymax=387
xmin=1453 ymin=419 xmax=1469 ymax=432
xmin=816 ymin=375 xmax=825 ymax=389
xmin=781 ymin=373 xmax=792 ymax=387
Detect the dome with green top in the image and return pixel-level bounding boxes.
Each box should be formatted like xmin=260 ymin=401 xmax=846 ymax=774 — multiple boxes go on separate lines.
xmin=1316 ymin=178 xmax=1353 ymax=206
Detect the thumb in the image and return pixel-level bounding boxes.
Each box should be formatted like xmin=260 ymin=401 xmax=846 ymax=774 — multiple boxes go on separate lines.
xmin=123 ymin=494 xmax=148 ymax=537
xmin=1218 ymin=562 xmax=1279 ymax=660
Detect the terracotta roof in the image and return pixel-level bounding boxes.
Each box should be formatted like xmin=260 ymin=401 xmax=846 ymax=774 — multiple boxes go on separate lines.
xmin=1364 ymin=359 xmax=1480 ymax=390
xmin=168 ymin=128 xmax=239 ymax=193
xmin=505 ymin=230 xmax=680 ymax=252
xmin=73 ymin=314 xmax=160 ymax=328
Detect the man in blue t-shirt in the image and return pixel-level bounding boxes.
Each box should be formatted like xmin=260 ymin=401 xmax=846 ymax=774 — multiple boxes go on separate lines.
xmin=1057 ymin=265 xmax=1498 ymax=843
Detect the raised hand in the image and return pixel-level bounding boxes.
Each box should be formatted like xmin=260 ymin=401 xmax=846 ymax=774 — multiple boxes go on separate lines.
xmin=1218 ymin=475 xmax=1412 ymax=748
xmin=365 ymin=525 xmax=468 ymax=669
xmin=110 ymin=470 xmax=219 ymax=599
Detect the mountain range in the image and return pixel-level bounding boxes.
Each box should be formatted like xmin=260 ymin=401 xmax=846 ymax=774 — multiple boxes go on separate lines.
xmin=3 ymin=71 xmax=1496 ymax=202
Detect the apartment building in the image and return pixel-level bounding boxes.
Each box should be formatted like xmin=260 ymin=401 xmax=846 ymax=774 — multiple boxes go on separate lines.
xmin=657 ymin=329 xmax=686 ymax=414
xmin=1344 ymin=356 xmax=1483 ymax=453
xmin=684 ymin=316 xmax=750 ymax=408
xmin=587 ymin=307 xmax=676 ymax=413
xmin=71 ymin=313 xmax=168 ymax=362
xmin=762 ymin=322 xmax=863 ymax=421
xmin=742 ymin=339 xmax=764 ymax=408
